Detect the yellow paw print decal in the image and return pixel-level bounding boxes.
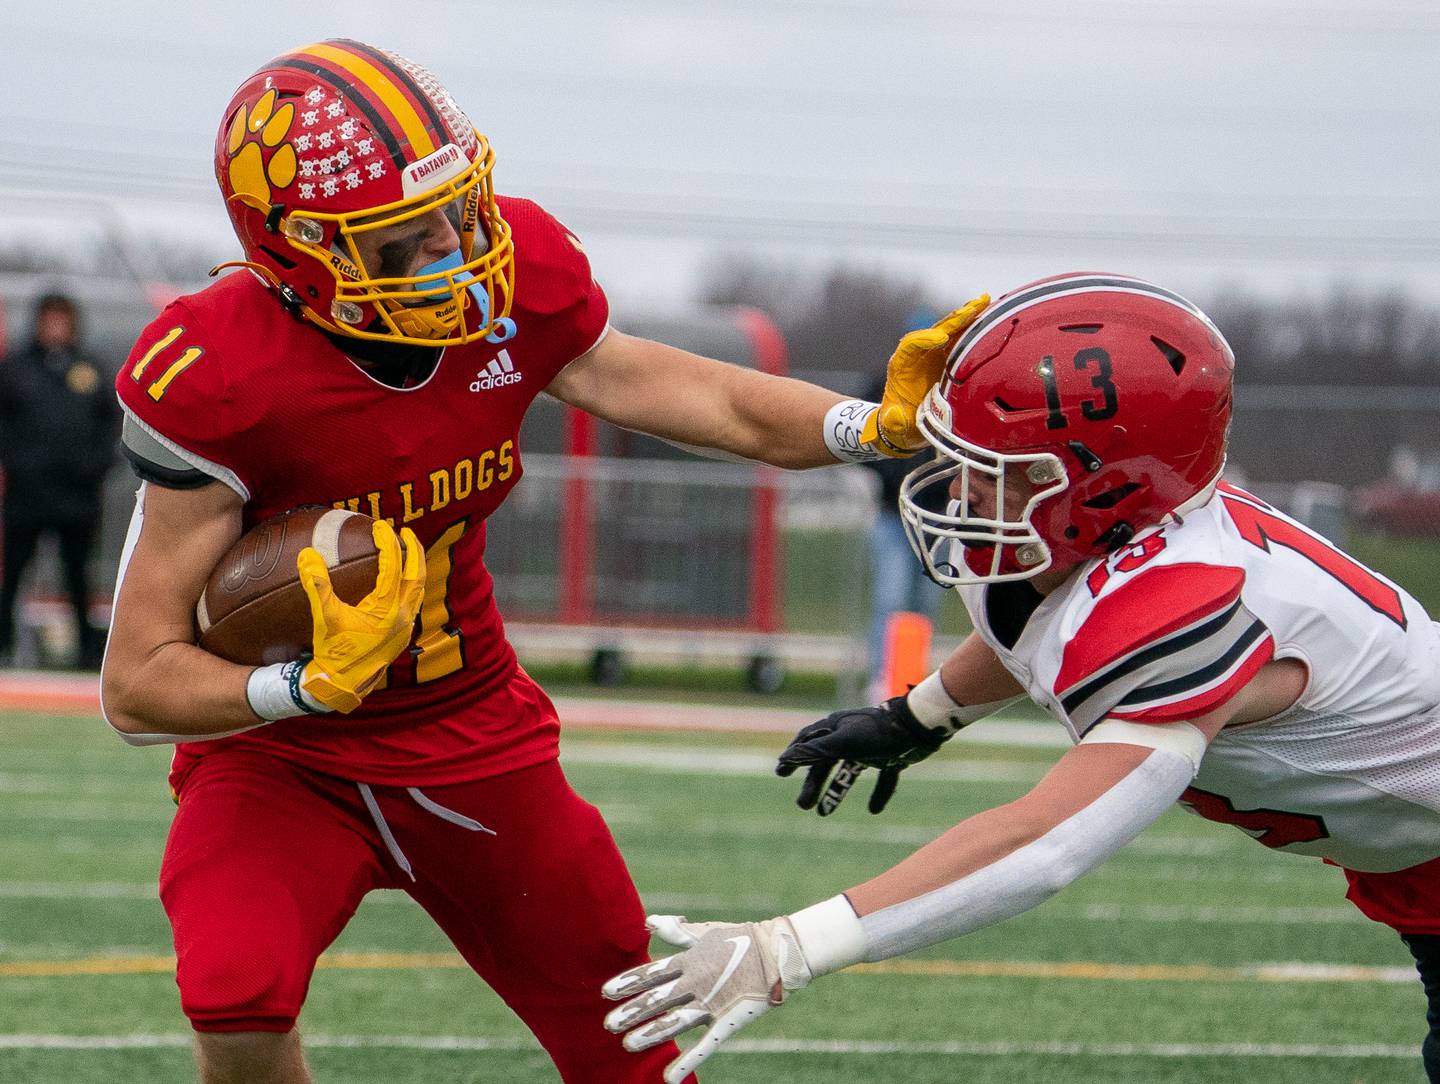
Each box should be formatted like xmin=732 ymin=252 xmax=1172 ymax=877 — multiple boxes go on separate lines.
xmin=226 ymin=89 xmax=297 ymax=205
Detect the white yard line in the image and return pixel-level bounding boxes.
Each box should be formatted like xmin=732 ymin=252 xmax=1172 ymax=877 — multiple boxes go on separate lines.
xmin=0 ymin=881 xmax=1361 ymax=924
xmin=0 ymin=773 xmax=144 ymax=797
xmin=550 ymin=697 xmax=1071 ymax=747
xmin=1079 ymin=903 xmax=1366 ymax=925
xmin=0 ymin=881 xmax=158 ymax=900
xmin=0 ymin=1032 xmax=1416 ymax=1059
xmin=0 ymin=802 xmax=170 ymax=823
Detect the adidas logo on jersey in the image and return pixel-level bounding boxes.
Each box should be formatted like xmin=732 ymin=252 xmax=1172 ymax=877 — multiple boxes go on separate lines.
xmin=470 ymin=350 xmax=522 ymax=392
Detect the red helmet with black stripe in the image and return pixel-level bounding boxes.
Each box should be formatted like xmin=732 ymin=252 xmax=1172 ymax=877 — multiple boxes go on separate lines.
xmin=214 ymin=39 xmax=514 ymax=345
xmin=899 ymin=273 xmax=1235 ymax=585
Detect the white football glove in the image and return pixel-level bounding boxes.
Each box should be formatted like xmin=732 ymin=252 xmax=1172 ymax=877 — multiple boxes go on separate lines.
xmin=602 ymin=914 xmax=815 ymax=1084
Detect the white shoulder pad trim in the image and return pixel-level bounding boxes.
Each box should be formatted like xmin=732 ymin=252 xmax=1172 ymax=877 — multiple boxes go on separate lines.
xmin=581 ymin=321 xmax=613 ymax=360
xmin=120 ymin=404 xmax=249 ymax=500
xmin=1080 ymin=718 xmax=1208 ymax=774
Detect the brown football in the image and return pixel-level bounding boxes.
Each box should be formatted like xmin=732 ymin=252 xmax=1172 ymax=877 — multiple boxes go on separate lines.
xmin=197 ymin=506 xmax=382 ymax=666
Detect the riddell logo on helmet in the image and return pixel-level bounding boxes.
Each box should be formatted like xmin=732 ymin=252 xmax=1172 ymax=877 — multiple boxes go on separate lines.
xmin=471 ymin=349 xmax=522 ymax=392
xmin=327 ymin=251 xmax=361 ymax=281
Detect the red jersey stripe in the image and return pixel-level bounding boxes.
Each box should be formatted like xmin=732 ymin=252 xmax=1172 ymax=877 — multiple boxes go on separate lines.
xmin=1056 ymin=563 xmax=1246 ymax=695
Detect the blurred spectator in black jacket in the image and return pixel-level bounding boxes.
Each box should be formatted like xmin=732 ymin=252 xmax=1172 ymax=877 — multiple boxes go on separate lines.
xmin=0 ymin=293 xmax=118 ymax=668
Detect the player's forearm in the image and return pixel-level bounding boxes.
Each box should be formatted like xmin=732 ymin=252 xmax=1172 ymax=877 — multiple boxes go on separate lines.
xmin=937 ymin=632 xmax=1027 ymax=706
xmin=617 ymin=340 xmax=847 ymax=469
xmin=719 ymin=366 xmax=849 ymax=469
xmin=101 ymin=640 xmax=265 ymax=744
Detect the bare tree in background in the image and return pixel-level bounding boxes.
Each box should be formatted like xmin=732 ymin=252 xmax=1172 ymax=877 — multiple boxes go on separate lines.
xmin=1209 ymin=289 xmax=1440 ymax=386
xmin=698 ymin=254 xmax=934 ymax=394
xmin=699 ymin=257 xmax=1440 ymax=485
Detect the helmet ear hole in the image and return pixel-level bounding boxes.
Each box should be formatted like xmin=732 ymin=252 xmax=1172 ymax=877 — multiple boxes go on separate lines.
xmin=1152 ymin=336 xmax=1186 ymax=375
xmin=257 ymin=245 xmax=298 ymax=270
xmin=1082 ymin=482 xmax=1142 ymax=510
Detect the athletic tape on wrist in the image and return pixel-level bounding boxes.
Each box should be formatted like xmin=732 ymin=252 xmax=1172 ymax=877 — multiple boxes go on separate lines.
xmin=247 ymin=661 xmax=330 ymax=721
xmin=906 ymin=671 xmax=1017 ymax=734
xmin=786 ymin=894 xmax=866 ymax=979
xmin=823 ymin=400 xmax=886 ymax=463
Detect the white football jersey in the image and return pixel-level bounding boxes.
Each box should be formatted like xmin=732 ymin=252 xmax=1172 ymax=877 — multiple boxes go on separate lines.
xmin=960 ymin=482 xmax=1440 ymax=873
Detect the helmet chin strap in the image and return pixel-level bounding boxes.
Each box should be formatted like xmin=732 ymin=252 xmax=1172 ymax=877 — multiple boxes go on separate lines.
xmin=411 ymin=249 xmax=489 ymax=309
xmin=376 ymin=247 xmax=492 ymax=340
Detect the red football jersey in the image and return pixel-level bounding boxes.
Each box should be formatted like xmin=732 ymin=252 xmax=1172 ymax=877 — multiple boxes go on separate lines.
xmin=116 ymin=196 xmax=608 ymax=785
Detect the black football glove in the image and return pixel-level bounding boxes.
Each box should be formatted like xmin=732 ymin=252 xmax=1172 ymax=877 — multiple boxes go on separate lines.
xmin=775 ymin=695 xmax=953 ymax=816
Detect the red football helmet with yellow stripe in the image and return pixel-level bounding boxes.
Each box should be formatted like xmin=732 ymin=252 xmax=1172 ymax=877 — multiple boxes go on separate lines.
xmin=214 ymin=39 xmax=515 ymax=345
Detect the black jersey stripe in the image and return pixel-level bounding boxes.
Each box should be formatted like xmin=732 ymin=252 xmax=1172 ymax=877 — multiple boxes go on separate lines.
xmin=1059 ymin=599 xmax=1242 ymax=714
xmin=1112 ymin=619 xmax=1270 ymax=708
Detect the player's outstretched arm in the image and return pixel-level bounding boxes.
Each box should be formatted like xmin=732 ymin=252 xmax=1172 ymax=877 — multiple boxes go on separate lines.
xmin=543 ymin=297 xmax=988 ymax=470
xmin=604 ymin=716 xmax=1218 ymax=1083
xmin=778 ymin=631 xmax=1025 ymax=815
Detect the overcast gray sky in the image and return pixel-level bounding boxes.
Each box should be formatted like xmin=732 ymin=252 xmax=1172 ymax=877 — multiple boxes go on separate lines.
xmin=2 ymin=0 xmax=1436 ymax=312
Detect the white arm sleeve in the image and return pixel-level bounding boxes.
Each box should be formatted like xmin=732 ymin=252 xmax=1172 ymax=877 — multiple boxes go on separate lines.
xmin=858 ymin=740 xmax=1199 ymax=961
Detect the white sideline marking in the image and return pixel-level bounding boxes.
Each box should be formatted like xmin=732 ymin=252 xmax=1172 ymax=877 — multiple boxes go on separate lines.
xmin=0 ymin=773 xmax=138 ymax=796
xmin=0 ymin=1033 xmax=1416 ymax=1059
xmin=0 ymin=880 xmax=1366 ymax=925
xmin=561 ymin=741 xmax=1046 ymax=782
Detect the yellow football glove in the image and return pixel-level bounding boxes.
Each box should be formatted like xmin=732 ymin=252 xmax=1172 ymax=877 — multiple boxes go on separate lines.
xmin=861 ymin=294 xmax=991 ymax=456
xmin=296 ymin=521 xmax=426 ymax=714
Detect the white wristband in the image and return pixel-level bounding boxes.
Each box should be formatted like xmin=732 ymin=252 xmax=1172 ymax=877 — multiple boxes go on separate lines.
xmin=786 ymin=894 xmax=867 ymax=979
xmin=246 ymin=661 xmax=329 ymax=721
xmin=823 ymin=399 xmax=885 ymax=463
xmin=905 ymin=671 xmax=1017 ymax=734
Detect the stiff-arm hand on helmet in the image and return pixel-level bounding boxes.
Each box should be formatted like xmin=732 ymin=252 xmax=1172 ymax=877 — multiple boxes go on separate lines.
xmin=861 ymin=294 xmax=990 ymax=456
xmin=297 ymin=520 xmax=425 ymax=713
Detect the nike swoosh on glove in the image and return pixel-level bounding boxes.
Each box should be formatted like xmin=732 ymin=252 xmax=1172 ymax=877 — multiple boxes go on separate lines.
xmin=602 ymin=914 xmax=814 ymax=1084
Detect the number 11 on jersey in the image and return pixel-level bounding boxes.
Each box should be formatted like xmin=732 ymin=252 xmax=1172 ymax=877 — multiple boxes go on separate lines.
xmin=413 ymin=520 xmax=467 ymax=683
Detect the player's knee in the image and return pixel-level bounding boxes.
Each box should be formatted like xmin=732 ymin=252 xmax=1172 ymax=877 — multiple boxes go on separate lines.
xmin=175 ymin=932 xmax=310 ymax=1032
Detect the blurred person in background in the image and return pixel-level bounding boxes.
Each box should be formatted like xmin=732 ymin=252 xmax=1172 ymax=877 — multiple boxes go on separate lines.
xmin=605 ymin=274 xmax=1440 ymax=1084
xmin=0 ymin=291 xmax=117 ymax=669
xmin=860 ymin=311 xmax=949 ymax=702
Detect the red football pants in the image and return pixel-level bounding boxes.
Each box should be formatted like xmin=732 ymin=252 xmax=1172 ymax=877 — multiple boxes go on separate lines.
xmin=1345 ymin=854 xmax=1440 ymax=935
xmin=159 ymin=751 xmax=689 ymax=1083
